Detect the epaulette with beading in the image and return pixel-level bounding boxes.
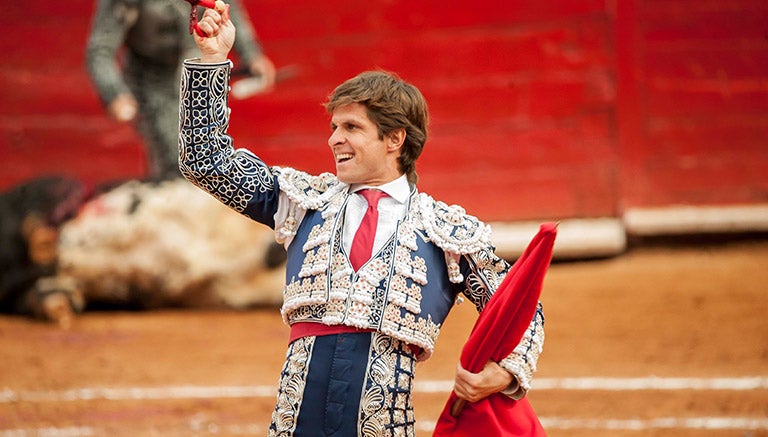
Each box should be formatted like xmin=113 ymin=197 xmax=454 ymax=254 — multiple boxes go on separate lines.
xmin=275 ymin=168 xmax=492 ymax=255
xmin=414 ymin=193 xmax=492 ymax=255
xmin=274 ymin=167 xmax=348 ymax=210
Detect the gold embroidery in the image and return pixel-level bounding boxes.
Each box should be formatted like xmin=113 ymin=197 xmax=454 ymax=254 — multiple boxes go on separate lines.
xmin=269 ymin=337 xmax=314 ymax=436
xmin=359 ymin=333 xmax=416 ymax=436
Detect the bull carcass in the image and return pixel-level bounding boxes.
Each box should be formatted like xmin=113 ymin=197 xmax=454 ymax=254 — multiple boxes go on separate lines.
xmin=1 ymin=176 xmax=286 ymax=327
xmin=59 ymin=178 xmax=286 ymax=310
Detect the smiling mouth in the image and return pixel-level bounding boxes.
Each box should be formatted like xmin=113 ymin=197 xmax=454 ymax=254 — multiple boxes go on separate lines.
xmin=336 ymin=153 xmax=353 ymax=163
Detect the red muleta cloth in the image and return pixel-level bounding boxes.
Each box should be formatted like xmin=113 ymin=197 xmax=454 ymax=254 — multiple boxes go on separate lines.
xmin=433 ymin=222 xmax=556 ymax=437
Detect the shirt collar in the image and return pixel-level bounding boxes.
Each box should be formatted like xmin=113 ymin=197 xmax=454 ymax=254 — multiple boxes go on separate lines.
xmin=350 ymin=174 xmax=410 ymax=204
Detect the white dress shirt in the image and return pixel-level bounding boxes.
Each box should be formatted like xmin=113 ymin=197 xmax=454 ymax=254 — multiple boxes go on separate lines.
xmin=274 ymin=174 xmax=410 ymax=256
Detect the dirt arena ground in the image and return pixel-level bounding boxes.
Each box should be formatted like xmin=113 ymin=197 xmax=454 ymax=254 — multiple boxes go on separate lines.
xmin=1 ymin=238 xmax=766 ymax=436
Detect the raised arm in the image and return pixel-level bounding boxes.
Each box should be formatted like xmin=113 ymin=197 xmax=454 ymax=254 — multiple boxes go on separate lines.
xmin=179 ymin=2 xmax=280 ymax=227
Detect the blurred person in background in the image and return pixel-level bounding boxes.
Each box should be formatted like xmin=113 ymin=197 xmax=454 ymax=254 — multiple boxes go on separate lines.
xmin=85 ymin=0 xmax=276 ymax=180
xmin=179 ymin=4 xmax=544 ymax=435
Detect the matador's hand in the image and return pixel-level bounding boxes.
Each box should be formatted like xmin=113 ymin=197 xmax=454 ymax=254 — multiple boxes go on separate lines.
xmin=194 ymin=1 xmax=235 ymax=64
xmin=453 ymin=360 xmax=513 ymax=403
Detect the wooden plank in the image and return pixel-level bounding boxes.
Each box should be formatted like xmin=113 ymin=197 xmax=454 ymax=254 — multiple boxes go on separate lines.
xmin=7 ymin=0 xmax=94 ymax=18
xmin=614 ymin=0 xmax=649 ymax=209
xmin=261 ymin=22 xmax=614 ymax=87
xmin=646 ymin=118 xmax=768 ymax=156
xmin=247 ymin=0 xmax=608 ymax=40
xmin=641 ymin=0 xmax=768 ymax=40
xmin=418 ymin=162 xmax=616 ymax=220
xmin=645 ymin=84 xmax=768 ymax=116
xmin=1 ymin=70 xmax=102 ymax=116
xmin=645 ymin=46 xmax=768 ymax=80
xmin=637 ymin=160 xmax=768 ymax=206
xmin=1 ymin=22 xmax=91 ymax=68
xmin=1 ymin=122 xmax=144 ymax=190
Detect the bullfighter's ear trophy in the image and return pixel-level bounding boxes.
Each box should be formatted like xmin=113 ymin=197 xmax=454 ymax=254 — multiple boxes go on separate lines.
xmin=182 ymin=0 xmax=218 ymax=37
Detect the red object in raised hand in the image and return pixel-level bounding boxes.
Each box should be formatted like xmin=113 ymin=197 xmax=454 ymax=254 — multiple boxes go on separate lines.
xmin=183 ymin=0 xmax=218 ymax=37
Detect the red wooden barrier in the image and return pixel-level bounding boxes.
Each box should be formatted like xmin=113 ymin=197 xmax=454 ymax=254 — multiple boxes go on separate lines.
xmin=1 ymin=1 xmax=766 ymax=223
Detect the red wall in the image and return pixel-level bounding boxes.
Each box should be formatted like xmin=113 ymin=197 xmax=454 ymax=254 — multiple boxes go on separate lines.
xmin=2 ymin=1 xmax=766 ymax=222
xmin=617 ymin=0 xmax=768 ymax=209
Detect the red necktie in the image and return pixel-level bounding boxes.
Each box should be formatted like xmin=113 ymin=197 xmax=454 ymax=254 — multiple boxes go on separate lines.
xmin=349 ymin=189 xmax=386 ymax=271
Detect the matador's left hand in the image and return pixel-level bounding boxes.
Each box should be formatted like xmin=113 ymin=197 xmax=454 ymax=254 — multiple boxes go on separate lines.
xmin=453 ymin=360 xmax=513 ymax=403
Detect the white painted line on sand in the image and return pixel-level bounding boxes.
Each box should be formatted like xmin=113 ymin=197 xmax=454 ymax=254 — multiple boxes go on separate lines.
xmin=419 ymin=417 xmax=768 ymax=432
xmin=0 ymin=385 xmax=276 ymax=403
xmin=1 ymin=427 xmax=96 ymax=437
xmin=414 ymin=376 xmax=768 ymax=393
xmin=537 ymin=417 xmax=768 ymax=431
xmin=3 ymin=417 xmax=767 ymax=436
xmin=1 ymin=376 xmax=765 ymax=404
xmin=531 ymin=376 xmax=768 ymax=391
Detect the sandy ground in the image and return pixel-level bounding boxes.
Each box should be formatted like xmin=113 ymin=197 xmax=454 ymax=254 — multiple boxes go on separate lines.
xmin=1 ymin=239 xmax=767 ymax=436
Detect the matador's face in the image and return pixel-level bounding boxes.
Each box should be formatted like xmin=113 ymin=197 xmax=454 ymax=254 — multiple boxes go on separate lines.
xmin=328 ymin=103 xmax=403 ymax=186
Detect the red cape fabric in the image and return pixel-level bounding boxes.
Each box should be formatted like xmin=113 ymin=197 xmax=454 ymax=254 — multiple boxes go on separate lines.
xmin=433 ymin=222 xmax=557 ymax=436
xmin=433 ymin=396 xmax=545 ymax=437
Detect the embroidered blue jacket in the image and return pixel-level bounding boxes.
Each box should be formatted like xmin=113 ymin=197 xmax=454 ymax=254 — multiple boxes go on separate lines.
xmin=179 ymin=60 xmax=544 ymax=397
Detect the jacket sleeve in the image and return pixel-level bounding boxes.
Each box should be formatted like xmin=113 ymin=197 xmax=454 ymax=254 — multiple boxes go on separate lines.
xmin=85 ymin=0 xmax=134 ymax=106
xmin=178 ymin=60 xmax=280 ymax=228
xmin=461 ymin=247 xmax=545 ymax=400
